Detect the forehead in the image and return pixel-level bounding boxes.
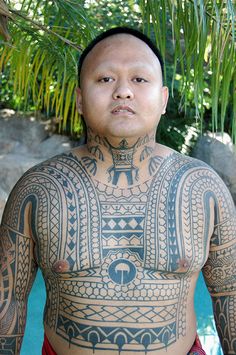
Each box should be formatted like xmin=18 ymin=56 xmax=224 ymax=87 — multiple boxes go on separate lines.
xmin=80 ymin=34 xmax=162 ymax=78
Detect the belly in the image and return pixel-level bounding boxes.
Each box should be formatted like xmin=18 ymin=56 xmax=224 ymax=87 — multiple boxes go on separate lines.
xmin=42 ymin=265 xmax=199 ymax=354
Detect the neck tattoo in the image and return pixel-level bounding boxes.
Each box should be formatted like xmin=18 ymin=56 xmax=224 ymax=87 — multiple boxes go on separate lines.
xmin=105 ymin=138 xmax=139 ymax=185
xmin=81 ymin=129 xmax=161 ymax=186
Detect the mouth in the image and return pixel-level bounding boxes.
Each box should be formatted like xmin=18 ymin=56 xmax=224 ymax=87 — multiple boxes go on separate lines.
xmin=111 ymin=105 xmax=135 ymax=115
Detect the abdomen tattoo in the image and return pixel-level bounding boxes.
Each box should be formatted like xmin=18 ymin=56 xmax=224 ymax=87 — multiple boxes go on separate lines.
xmin=3 ymin=152 xmax=226 ymax=353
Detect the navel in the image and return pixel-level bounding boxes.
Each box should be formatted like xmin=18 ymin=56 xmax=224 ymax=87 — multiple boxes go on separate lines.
xmin=52 ymin=259 xmax=70 ymax=273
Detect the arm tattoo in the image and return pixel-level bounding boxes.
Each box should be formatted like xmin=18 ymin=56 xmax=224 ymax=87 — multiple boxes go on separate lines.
xmin=203 ymin=189 xmax=236 ymax=354
xmin=0 ymin=179 xmax=38 ymax=353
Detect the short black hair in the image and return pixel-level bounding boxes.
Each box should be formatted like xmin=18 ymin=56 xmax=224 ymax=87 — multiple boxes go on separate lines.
xmin=78 ymin=26 xmax=164 ymax=86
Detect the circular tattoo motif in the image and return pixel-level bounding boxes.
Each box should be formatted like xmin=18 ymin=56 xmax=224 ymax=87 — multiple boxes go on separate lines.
xmin=108 ymin=258 xmax=136 ymax=285
xmin=101 ymin=252 xmax=142 ymax=296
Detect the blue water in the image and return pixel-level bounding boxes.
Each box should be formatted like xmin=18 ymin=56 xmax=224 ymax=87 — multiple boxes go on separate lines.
xmin=21 ymin=271 xmax=223 ymax=355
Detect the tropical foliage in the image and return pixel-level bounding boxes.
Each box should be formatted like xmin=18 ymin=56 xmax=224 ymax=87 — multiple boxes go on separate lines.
xmin=141 ymin=0 xmax=236 ymax=142
xmin=0 ymin=0 xmax=236 ymax=145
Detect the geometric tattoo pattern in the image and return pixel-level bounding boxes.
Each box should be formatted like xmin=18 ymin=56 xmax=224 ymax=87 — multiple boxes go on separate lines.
xmin=83 ymin=132 xmax=162 ymax=186
xmin=1 ymin=150 xmax=236 ymax=354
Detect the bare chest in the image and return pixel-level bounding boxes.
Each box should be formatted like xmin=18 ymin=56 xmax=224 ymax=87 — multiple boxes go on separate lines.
xmin=34 ymin=155 xmax=213 ymax=276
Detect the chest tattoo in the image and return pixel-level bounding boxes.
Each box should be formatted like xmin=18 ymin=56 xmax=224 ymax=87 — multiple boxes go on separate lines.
xmin=6 ymin=152 xmax=222 ymax=353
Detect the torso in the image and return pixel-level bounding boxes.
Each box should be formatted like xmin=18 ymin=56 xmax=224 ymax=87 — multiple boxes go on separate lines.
xmin=7 ymin=148 xmax=218 ymax=354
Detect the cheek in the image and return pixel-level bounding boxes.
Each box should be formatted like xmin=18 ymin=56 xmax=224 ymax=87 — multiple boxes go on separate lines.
xmin=152 ymin=92 xmax=165 ymax=113
xmin=81 ymin=90 xmax=99 ymax=114
xmin=141 ymin=92 xmax=163 ymax=114
xmin=81 ymin=91 xmax=110 ymax=125
xmin=139 ymin=86 xmax=162 ymax=103
xmin=83 ymin=87 xmax=108 ymax=111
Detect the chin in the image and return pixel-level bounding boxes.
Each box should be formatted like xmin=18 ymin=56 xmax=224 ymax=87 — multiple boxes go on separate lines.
xmin=107 ymin=125 xmax=143 ymax=138
xmin=109 ymin=130 xmax=140 ymax=139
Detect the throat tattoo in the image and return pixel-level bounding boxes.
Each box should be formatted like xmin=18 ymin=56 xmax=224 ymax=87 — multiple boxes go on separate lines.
xmin=81 ymin=131 xmax=161 ymax=186
xmin=106 ymin=138 xmax=139 ymax=185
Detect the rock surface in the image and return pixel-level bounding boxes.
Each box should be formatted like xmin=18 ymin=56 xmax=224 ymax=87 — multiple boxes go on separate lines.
xmin=0 ymin=110 xmax=80 ymax=221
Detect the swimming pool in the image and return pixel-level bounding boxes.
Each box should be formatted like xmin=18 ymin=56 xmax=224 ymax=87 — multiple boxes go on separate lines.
xmin=21 ymin=271 xmax=223 ymax=355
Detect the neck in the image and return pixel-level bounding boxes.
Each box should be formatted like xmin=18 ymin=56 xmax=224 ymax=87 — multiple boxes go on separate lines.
xmin=82 ymin=127 xmax=161 ymax=187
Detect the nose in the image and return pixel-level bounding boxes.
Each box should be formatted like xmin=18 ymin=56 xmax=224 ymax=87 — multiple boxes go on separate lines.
xmin=112 ymin=82 xmax=134 ymax=100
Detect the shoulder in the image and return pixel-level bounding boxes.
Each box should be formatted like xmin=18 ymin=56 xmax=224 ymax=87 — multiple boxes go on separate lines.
xmin=5 ymin=148 xmax=90 ymax=204
xmin=170 ymin=151 xmax=236 ymax=219
xmin=16 ymin=150 xmax=81 ymax=181
xmin=1 ymin=151 xmax=80 ymax=227
xmin=157 ymin=143 xmax=213 ymax=170
xmin=170 ymin=150 xmax=229 ymax=188
xmin=158 ymin=145 xmax=215 ymax=174
xmin=166 ymin=148 xmax=222 ymax=177
xmin=3 ymin=151 xmax=78 ymax=206
xmin=160 ymin=147 xmax=234 ymax=202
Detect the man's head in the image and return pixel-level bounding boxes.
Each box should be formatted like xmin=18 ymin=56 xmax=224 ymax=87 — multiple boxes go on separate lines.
xmin=76 ymin=27 xmax=168 ymax=141
xmin=78 ymin=27 xmax=164 ymax=87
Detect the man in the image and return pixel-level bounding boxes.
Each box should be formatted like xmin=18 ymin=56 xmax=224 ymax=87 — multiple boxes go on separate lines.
xmin=0 ymin=27 xmax=236 ymax=355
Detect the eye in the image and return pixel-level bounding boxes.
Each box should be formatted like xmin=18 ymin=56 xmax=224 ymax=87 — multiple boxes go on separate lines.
xmin=133 ymin=77 xmax=148 ymax=83
xmin=99 ymin=77 xmax=114 ymax=83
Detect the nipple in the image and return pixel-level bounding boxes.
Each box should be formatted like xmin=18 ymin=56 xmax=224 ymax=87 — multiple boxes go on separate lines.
xmin=53 ymin=259 xmax=70 ymax=273
xmin=176 ymin=258 xmax=190 ymax=272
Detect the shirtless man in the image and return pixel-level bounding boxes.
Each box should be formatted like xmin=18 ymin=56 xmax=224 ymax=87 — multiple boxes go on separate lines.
xmin=1 ymin=27 xmax=236 ymax=355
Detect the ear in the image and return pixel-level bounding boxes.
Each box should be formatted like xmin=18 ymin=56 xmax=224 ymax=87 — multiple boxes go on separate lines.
xmin=76 ymin=87 xmax=83 ymax=114
xmin=161 ymin=86 xmax=169 ymax=114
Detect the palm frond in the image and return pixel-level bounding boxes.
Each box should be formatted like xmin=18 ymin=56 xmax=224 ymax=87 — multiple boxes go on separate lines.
xmin=141 ymin=0 xmax=236 ymax=141
xmin=0 ymin=0 xmax=94 ymax=134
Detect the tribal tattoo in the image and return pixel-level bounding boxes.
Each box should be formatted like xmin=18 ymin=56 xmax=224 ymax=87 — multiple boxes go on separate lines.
xmin=0 ymin=149 xmax=236 ymax=354
xmin=84 ymin=130 xmax=161 ymax=186
xmin=203 ymin=210 xmax=236 ymax=353
xmin=0 ymin=203 xmax=37 ymax=354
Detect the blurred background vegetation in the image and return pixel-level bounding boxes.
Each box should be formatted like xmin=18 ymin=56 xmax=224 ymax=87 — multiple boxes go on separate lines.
xmin=0 ymin=0 xmax=235 ymax=153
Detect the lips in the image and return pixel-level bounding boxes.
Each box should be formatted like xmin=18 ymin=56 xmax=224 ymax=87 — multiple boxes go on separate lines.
xmin=111 ymin=105 xmax=135 ymax=114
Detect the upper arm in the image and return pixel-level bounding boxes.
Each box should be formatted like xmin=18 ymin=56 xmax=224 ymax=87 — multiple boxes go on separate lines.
xmin=202 ymin=178 xmax=236 ymax=295
xmin=202 ymin=174 xmax=236 ymax=351
xmin=0 ymin=173 xmax=38 ymax=340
